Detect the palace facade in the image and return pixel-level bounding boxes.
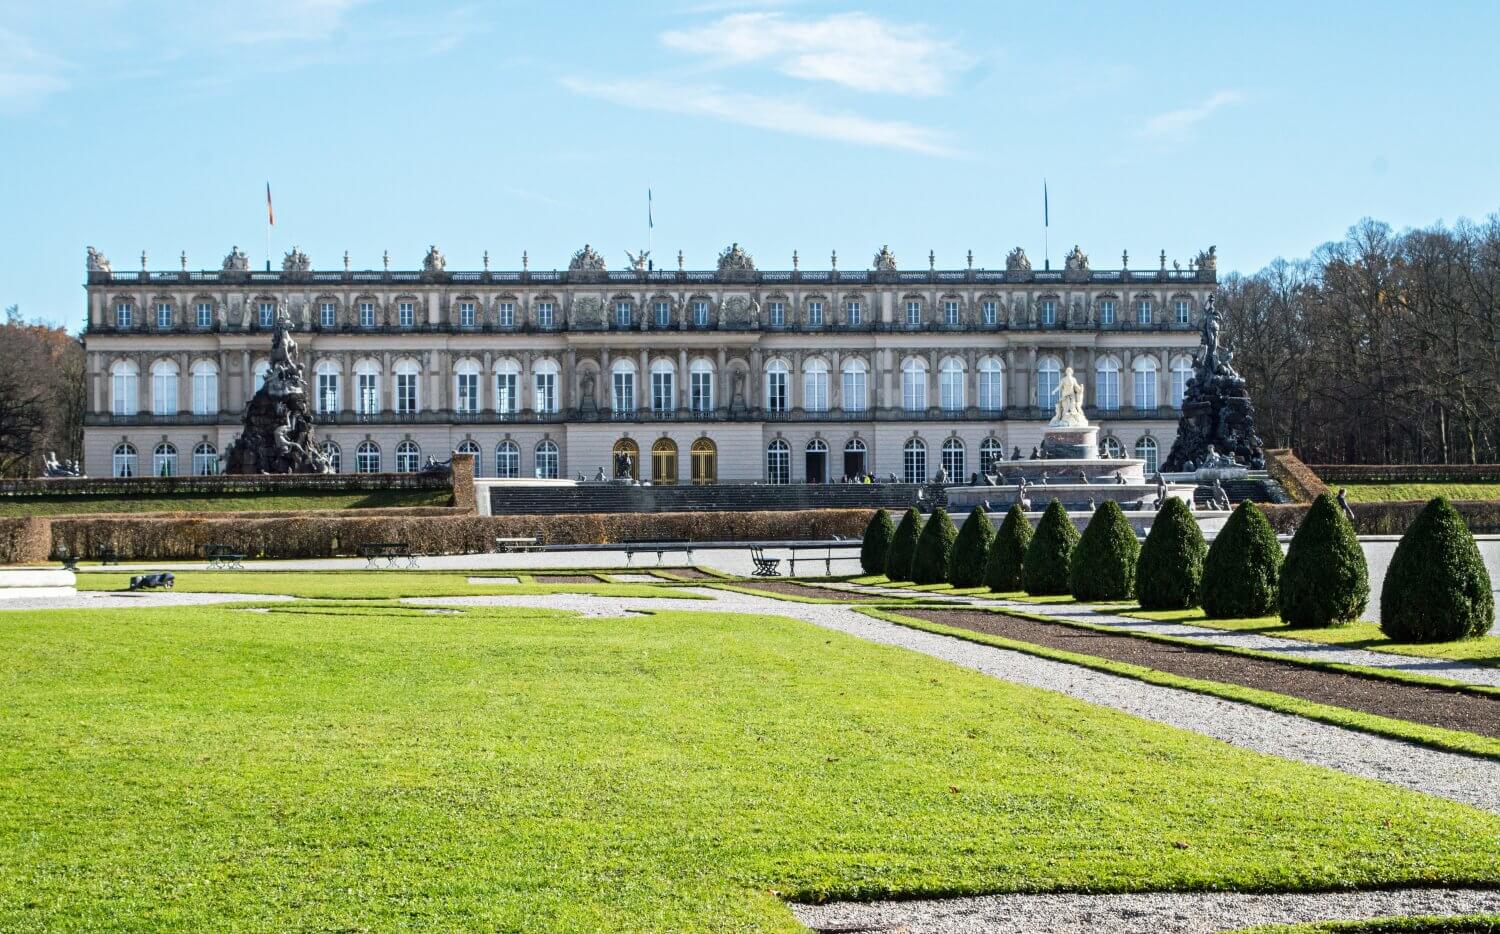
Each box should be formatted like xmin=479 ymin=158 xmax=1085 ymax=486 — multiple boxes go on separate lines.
xmin=80 ymin=242 xmax=1218 ymax=484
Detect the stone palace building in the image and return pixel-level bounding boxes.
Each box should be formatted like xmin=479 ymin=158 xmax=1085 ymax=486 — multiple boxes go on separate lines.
xmin=80 ymin=242 xmax=1218 ymax=484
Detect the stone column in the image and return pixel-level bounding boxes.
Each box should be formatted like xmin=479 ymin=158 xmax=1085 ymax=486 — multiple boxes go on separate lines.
xmin=519 ymin=352 xmax=533 ymax=415
xmin=677 ymin=348 xmax=688 ymax=410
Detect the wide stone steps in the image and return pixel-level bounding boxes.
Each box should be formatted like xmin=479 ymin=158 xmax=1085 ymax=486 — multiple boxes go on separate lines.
xmin=483 ymin=483 xmax=924 ymax=515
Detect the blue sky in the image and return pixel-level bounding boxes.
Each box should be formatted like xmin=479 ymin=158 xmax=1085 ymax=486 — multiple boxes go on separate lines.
xmin=3 ymin=0 xmax=1498 ymax=331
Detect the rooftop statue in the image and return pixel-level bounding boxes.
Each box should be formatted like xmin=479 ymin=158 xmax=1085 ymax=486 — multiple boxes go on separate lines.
xmin=1050 ymin=366 xmax=1088 ymax=428
xmin=86 ymin=246 xmax=112 ymax=274
xmin=1005 ymin=246 xmax=1031 ymax=276
xmin=1063 ymin=244 xmax=1090 ymax=281
xmin=282 ymin=246 xmax=311 ymax=276
xmin=717 ymin=242 xmax=756 ymax=275
xmin=222 ymin=246 xmax=249 ymax=272
xmin=423 ymin=244 xmax=446 ymax=274
xmin=872 ymin=245 xmax=897 ymax=272
xmin=568 ymin=244 xmax=607 ymax=273
xmin=1195 ymin=245 xmax=1218 ymax=278
xmin=624 ymin=248 xmax=650 ymax=273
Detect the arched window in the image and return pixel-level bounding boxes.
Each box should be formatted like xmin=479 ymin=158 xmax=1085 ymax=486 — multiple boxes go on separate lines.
xmin=454 ymin=439 xmax=481 ymax=474
xmin=150 ymin=359 xmax=178 ymax=416
xmin=766 ymin=438 xmax=790 ymax=484
xmin=980 ymin=437 xmax=1003 ymax=474
xmin=1135 ymin=435 xmax=1159 ymax=474
xmin=938 ymin=357 xmax=965 ymax=411
xmin=1100 ymin=436 xmax=1125 ymax=459
xmin=612 ymin=437 xmax=640 ymax=480
xmin=191 ymin=360 xmax=219 ymax=416
xmin=1095 ymin=356 xmax=1121 ymax=411
xmin=609 ymin=359 xmax=636 ymax=416
xmin=841 ymin=358 xmax=867 ymax=413
xmin=192 ymin=441 xmax=218 ymax=475
xmin=354 ymin=359 xmax=380 ymax=416
xmin=454 ymin=358 xmax=482 ymax=415
xmin=941 ymin=437 xmax=965 ymax=479
xmin=494 ymin=358 xmax=520 ymax=416
xmin=110 ymin=360 xmax=139 ymax=416
xmin=803 ymin=358 xmax=829 ymax=412
xmin=651 ymin=437 xmax=678 ymax=484
xmin=355 ymin=440 xmax=381 ymax=473
xmin=844 ymin=437 xmax=868 ymax=479
xmin=319 ymin=440 xmax=341 ymax=473
xmin=765 ymin=359 xmax=789 ymax=414
xmin=977 ymin=356 xmax=1004 ymax=412
xmin=901 ymin=358 xmax=927 ymax=412
xmin=1171 ymin=355 xmax=1193 ymax=408
xmin=313 ymin=360 xmax=340 ymax=415
xmin=1133 ymin=357 xmax=1159 ymax=412
xmin=689 ymin=358 xmax=714 ymax=414
xmin=112 ymin=442 xmax=138 ymax=477
xmin=395 ymin=440 xmax=421 ymax=473
xmin=533 ymin=358 xmax=560 ymax=414
xmin=495 ymin=440 xmax=520 ymax=478
xmin=393 ymin=358 xmax=421 ymax=415
xmin=1036 ymin=356 xmax=1061 ymax=409
xmin=806 ymin=437 xmax=828 ymax=484
xmin=903 ymin=437 xmax=927 ymax=484
xmin=535 ymin=439 xmax=559 ymax=479
xmin=649 ymin=358 xmax=675 ymax=415
xmin=152 ymin=441 xmax=177 ymax=477
xmin=690 ymin=437 xmax=716 ymax=484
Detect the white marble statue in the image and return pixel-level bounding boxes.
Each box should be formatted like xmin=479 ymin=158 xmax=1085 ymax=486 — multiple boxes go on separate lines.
xmin=1050 ymin=366 xmax=1088 ymax=427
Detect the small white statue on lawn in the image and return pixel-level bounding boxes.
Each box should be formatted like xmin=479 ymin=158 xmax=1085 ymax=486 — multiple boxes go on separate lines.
xmin=1050 ymin=366 xmax=1088 ymax=427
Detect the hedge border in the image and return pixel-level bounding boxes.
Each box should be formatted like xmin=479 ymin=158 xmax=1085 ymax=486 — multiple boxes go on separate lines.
xmin=1265 ymin=449 xmax=1329 ymax=503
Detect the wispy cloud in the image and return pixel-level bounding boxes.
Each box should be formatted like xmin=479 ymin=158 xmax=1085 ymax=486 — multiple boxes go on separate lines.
xmin=0 ymin=27 xmax=68 ymax=113
xmin=216 ymin=0 xmax=366 ymax=45
xmin=563 ymin=76 xmax=956 ymax=156
xmin=661 ymin=12 xmax=967 ymax=96
xmin=1140 ymin=90 xmax=1246 ymax=139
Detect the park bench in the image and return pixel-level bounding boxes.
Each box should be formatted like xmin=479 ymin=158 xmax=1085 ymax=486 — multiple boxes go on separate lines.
xmin=205 ymin=544 xmax=245 ymax=570
xmin=785 ymin=542 xmax=863 ymax=577
xmin=623 ymin=538 xmax=694 ymax=565
xmin=359 ymin=542 xmax=419 ymax=569
xmin=749 ymin=546 xmax=781 ymax=577
xmin=492 ymin=536 xmax=540 ymax=554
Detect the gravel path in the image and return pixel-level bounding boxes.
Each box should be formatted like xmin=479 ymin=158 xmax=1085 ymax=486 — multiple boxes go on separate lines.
xmin=0 ymin=591 xmax=295 ymax=611
xmin=792 ymin=887 xmax=1500 ymax=933
xmin=406 ymin=588 xmax=1500 ymax=813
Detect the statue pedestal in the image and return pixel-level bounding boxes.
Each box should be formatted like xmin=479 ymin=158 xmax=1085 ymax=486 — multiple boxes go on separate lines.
xmin=1041 ymin=425 xmax=1098 ymax=460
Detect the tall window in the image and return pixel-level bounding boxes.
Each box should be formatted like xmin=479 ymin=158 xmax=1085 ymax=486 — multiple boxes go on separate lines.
xmin=191 ymin=361 xmax=219 ymax=416
xmin=765 ymin=360 xmax=788 ymax=413
xmin=1095 ymin=357 xmax=1121 ymax=411
xmin=394 ymin=360 xmax=420 ymax=414
xmin=398 ymin=301 xmax=415 ymax=328
xmin=901 ymin=358 xmax=927 ymax=412
xmin=395 ymin=440 xmax=420 ymax=472
xmin=766 ymin=439 xmax=790 ymax=484
xmin=313 ymin=361 xmax=339 ymax=415
xmin=941 ymin=437 xmax=965 ymax=479
xmin=320 ymin=302 xmax=336 ymax=328
xmin=611 ymin=361 xmax=636 ymax=416
xmin=841 ymin=359 xmax=867 ymax=413
xmin=458 ymin=301 xmax=476 ymax=328
xmin=1133 ymin=358 xmax=1159 ymax=411
xmin=155 ymin=302 xmax=173 ymax=329
xmin=197 ymin=302 xmax=213 ymax=328
xmin=943 ymin=300 xmax=960 ymax=326
xmin=1175 ymin=299 xmax=1190 ymax=325
xmin=533 ymin=360 xmax=559 ymax=413
xmin=355 ymin=441 xmax=381 ymax=473
xmin=769 ymin=301 xmax=785 ymax=327
xmin=1171 ymin=356 xmax=1193 ymax=408
xmin=807 ymin=301 xmax=823 ymax=327
xmin=318 ymin=441 xmax=340 ymax=473
xmin=193 ymin=442 xmax=219 ymax=475
xmin=495 ymin=440 xmax=520 ymax=478
xmin=691 ymin=300 xmax=708 ymax=327
xmin=803 ymin=359 xmax=828 ymax=412
xmin=535 ymin=440 xmax=559 ymax=479
xmin=150 ymin=360 xmax=178 ymax=416
xmin=981 ymin=300 xmax=997 ymax=326
xmin=454 ymin=360 xmax=480 ymax=414
xmin=689 ymin=360 xmax=714 ymax=413
xmin=258 ymin=302 xmax=275 ymax=327
xmin=978 ymin=356 xmax=1004 ymax=412
xmin=1098 ymin=299 xmax=1116 ymax=325
xmin=1040 ymin=299 xmax=1056 ymax=326
xmin=359 ymin=301 xmax=375 ymax=328
xmin=905 ymin=300 xmax=921 ymax=327
xmin=1135 ymin=436 xmax=1159 ymax=475
xmin=614 ymin=300 xmax=632 ymax=328
xmin=654 ymin=301 xmax=670 ymax=327
xmin=1136 ymin=299 xmax=1153 ymax=325
xmin=355 ymin=361 xmax=380 ymax=415
xmin=1036 ymin=357 xmax=1061 ymax=410
xmin=903 ymin=438 xmax=926 ymax=484
xmin=112 ymin=442 xmax=138 ymax=477
xmin=980 ymin=437 xmax=1003 ymax=474
xmin=115 ymin=302 xmax=133 ymax=328
xmin=845 ymin=300 xmax=862 ymax=325
xmin=494 ymin=360 xmax=519 ymax=415
xmin=938 ymin=357 xmax=964 ymax=411
xmin=498 ymin=302 xmax=516 ymax=327
xmin=650 ymin=360 xmax=675 ymax=415
xmin=152 ymin=442 xmax=178 ymax=477
xmin=536 ymin=302 xmax=554 ymax=328
xmin=454 ymin=440 xmax=481 ymax=474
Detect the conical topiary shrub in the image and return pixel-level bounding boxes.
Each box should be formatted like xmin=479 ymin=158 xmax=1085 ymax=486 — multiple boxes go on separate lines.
xmin=1201 ymin=500 xmax=1282 ymax=618
xmin=1135 ymin=497 xmax=1207 ymax=610
xmin=885 ymin=507 xmax=924 ymax=583
xmin=1023 ymin=499 xmax=1079 ymax=596
xmin=911 ymin=507 xmax=959 ymax=585
xmin=1279 ymin=493 xmax=1369 ymax=627
xmin=1381 ymin=496 xmax=1494 ymax=642
xmin=860 ymin=508 xmax=897 ymax=575
xmin=985 ymin=503 xmax=1033 ymax=592
xmin=1070 ymin=501 xmax=1140 ymax=601
xmin=948 ymin=506 xmax=996 ymax=587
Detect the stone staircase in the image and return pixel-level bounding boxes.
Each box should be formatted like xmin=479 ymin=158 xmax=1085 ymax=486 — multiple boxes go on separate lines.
xmin=1193 ymin=475 xmax=1290 ymax=508
xmin=481 ymin=482 xmax=925 ymax=516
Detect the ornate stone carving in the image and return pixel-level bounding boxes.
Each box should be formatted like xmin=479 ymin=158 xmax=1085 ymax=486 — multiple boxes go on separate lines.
xmin=423 ymin=244 xmax=446 ymax=274
xmin=570 ymin=295 xmax=605 ymax=328
xmin=872 ymin=245 xmax=897 ymax=272
xmin=1162 ymin=295 xmax=1266 ymax=471
xmin=722 ymin=296 xmax=754 ymax=327
xmin=225 ymin=312 xmax=333 ymax=475
xmin=624 ymin=249 xmax=650 ymax=273
xmin=1049 ymin=367 xmax=1088 ymax=428
xmin=1005 ymin=246 xmax=1032 ymax=278
xmin=222 ymin=246 xmax=250 ymax=272
xmin=86 ymin=247 xmax=112 ymax=274
xmin=568 ymin=244 xmax=607 ymax=273
xmin=282 ymin=246 xmax=311 ymax=276
xmin=717 ymin=242 xmax=756 ymax=276
xmin=1194 ymin=245 xmax=1218 ymax=281
xmin=1063 ymin=244 xmax=1090 ymax=282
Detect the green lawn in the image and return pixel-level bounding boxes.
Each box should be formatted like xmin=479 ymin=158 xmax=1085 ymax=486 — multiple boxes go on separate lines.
xmin=0 ymin=488 xmax=454 ymax=515
xmin=1335 ymin=482 xmax=1500 ymax=503
xmin=75 ymin=570 xmax=697 ymax=601
xmin=1125 ymin=607 xmax=1500 ymax=669
xmin=2 ymin=596 xmax=1498 ymax=931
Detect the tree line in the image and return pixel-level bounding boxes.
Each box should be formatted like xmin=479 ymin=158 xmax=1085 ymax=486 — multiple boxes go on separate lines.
xmin=1219 ymin=215 xmax=1500 ymax=464
xmin=0 ymin=306 xmax=84 ymax=477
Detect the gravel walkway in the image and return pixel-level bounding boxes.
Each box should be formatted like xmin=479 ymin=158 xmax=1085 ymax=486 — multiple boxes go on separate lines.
xmin=0 ymin=591 xmax=295 ymax=611
xmin=405 ymin=588 xmax=1500 ymax=813
xmin=793 ymin=887 xmax=1500 ymax=933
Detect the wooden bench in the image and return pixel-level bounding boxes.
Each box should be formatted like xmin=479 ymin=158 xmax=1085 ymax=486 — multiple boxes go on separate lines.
xmin=359 ymin=542 xmax=419 ymax=569
xmin=785 ymin=543 xmax=862 ymax=577
xmin=492 ymin=536 xmax=540 ymax=554
xmin=750 ymin=546 xmax=781 ymax=577
xmin=623 ymin=539 xmax=694 ymax=565
xmin=205 ymin=544 xmax=245 ymax=570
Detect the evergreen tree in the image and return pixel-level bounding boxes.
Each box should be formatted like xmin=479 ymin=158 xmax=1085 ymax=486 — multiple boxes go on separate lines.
xmin=1070 ymin=501 xmax=1140 ymax=601
xmin=1135 ymin=497 xmax=1208 ymax=610
xmin=911 ymin=507 xmax=959 ymax=584
xmin=1381 ymin=497 xmax=1494 ymax=642
xmin=885 ymin=507 xmax=924 ymax=583
xmin=859 ymin=508 xmax=897 ymax=575
xmin=1023 ymin=499 xmax=1079 ymax=596
xmin=1201 ymin=501 xmax=1282 ymax=618
xmin=985 ymin=503 xmax=1032 ymax=592
xmin=947 ymin=506 xmax=995 ymax=587
xmin=1279 ymin=493 xmax=1369 ymax=627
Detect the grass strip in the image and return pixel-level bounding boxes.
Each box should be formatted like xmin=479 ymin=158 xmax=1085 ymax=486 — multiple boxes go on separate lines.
xmin=1237 ymin=914 xmax=1500 ymax=932
xmin=73 ymin=569 xmax=704 ymax=601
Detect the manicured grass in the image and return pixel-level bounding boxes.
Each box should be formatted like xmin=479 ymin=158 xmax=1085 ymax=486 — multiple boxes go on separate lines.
xmin=1336 ymin=482 xmax=1500 ymax=503
xmin=1125 ymin=607 xmax=1500 ymax=669
xmin=3 ymin=597 xmax=1498 ymax=930
xmin=0 ymin=489 xmax=453 ymax=516
xmin=1240 ymin=916 xmax=1500 ymax=932
xmin=74 ymin=570 xmax=698 ymax=600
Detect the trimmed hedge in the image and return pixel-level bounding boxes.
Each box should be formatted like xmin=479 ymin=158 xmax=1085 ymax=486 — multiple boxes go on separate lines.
xmin=948 ymin=506 xmax=996 ymax=587
xmin=885 ymin=507 xmax=924 ymax=582
xmin=1201 ymin=501 xmax=1282 ymax=618
xmin=1265 ymin=448 xmax=1329 ymax=503
xmin=1260 ymin=500 xmax=1500 ymax=535
xmin=1380 ymin=496 xmax=1494 ymax=642
xmin=1314 ymin=464 xmax=1500 ymax=484
xmin=1279 ymin=493 xmax=1369 ymax=627
xmin=1135 ymin=498 xmax=1207 ymax=610
xmin=985 ymin=504 xmax=1032 ymax=592
xmin=860 ymin=508 xmax=897 ymax=575
xmin=1070 ymin=501 xmax=1140 ymax=601
xmin=0 ymin=517 xmax=52 ymax=564
xmin=1022 ymin=499 xmax=1079 ymax=596
xmin=911 ymin=508 xmax=958 ymax=585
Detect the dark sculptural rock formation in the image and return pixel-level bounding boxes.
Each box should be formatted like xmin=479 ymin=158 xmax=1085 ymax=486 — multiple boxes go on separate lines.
xmin=1162 ymin=295 xmax=1266 ymax=471
xmin=225 ymin=311 xmax=334 ymax=474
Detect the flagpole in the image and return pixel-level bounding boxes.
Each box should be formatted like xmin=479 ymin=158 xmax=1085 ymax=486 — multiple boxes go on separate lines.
xmin=647 ymin=189 xmax=654 ymax=272
xmin=1043 ymin=179 xmax=1049 ymax=271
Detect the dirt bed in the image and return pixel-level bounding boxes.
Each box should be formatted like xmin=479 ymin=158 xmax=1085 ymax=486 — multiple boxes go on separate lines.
xmin=532 ymin=574 xmax=602 ymax=584
xmin=730 ymin=581 xmax=891 ymax=603
xmin=661 ymin=567 xmax=716 ymax=579
xmin=905 ymin=608 xmax=1500 ymax=739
